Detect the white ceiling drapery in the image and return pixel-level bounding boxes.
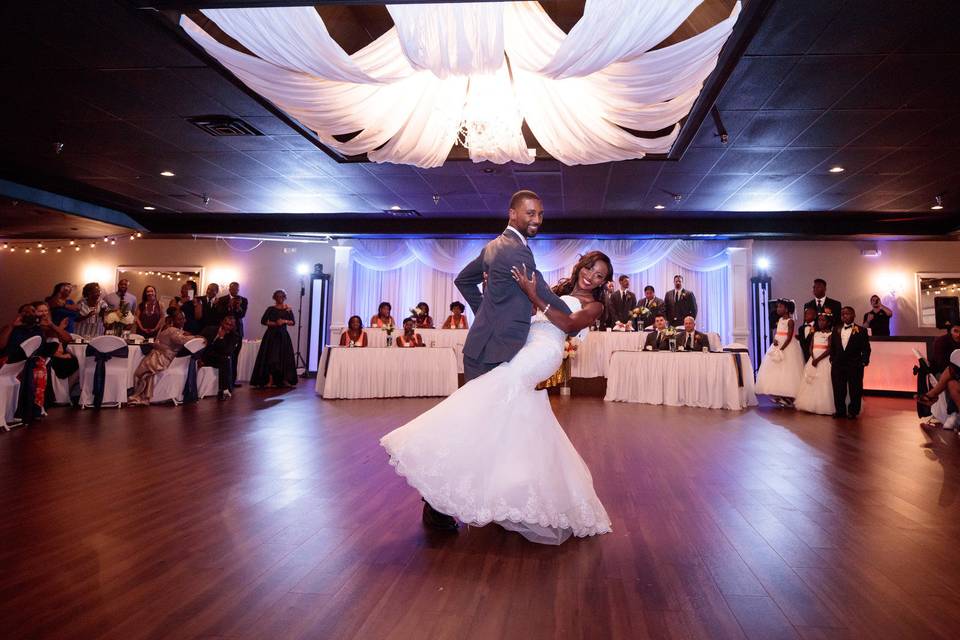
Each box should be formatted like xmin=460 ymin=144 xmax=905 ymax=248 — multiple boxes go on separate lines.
xmin=182 ymin=1 xmax=741 ymax=168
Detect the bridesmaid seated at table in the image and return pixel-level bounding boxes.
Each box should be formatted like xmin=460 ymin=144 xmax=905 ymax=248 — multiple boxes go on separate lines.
xmin=441 ymin=301 xmax=469 ymax=329
xmin=395 ymin=317 xmax=425 ymax=348
xmin=339 ymin=315 xmax=368 ymax=347
xmin=413 ymin=302 xmax=434 ymax=329
xmin=129 ymin=309 xmax=194 ymax=405
xmin=370 ymin=301 xmax=395 ymax=329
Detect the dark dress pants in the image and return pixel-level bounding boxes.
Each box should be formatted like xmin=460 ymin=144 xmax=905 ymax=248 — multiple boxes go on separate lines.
xmin=831 ymin=363 xmax=864 ymax=416
xmin=462 ymin=354 xmax=502 ymax=383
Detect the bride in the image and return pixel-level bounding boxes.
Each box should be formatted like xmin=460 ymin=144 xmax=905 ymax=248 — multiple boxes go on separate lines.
xmin=380 ymin=251 xmax=614 ymax=545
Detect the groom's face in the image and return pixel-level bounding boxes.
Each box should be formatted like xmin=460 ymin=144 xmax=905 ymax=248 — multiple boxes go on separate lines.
xmin=508 ymin=197 xmax=544 ymax=238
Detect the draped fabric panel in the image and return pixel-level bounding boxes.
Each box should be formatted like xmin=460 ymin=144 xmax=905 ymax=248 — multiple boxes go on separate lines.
xmin=181 ymin=2 xmax=741 ymax=167
xmin=344 ymin=239 xmax=732 ymax=343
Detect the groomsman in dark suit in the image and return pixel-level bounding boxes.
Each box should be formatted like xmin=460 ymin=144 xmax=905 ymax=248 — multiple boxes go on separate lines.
xmin=636 ymin=285 xmax=664 ymax=329
xmin=677 ymin=316 xmax=710 ymax=351
xmin=803 ymin=278 xmax=842 ymax=319
xmin=664 ymin=274 xmax=697 ymax=327
xmin=216 ymin=281 xmax=248 ymax=384
xmin=830 ymin=306 xmax=871 ymax=419
xmin=609 ymin=275 xmax=637 ymax=325
xmin=643 ymin=314 xmax=672 ymax=350
xmin=797 ymin=306 xmax=817 ymax=361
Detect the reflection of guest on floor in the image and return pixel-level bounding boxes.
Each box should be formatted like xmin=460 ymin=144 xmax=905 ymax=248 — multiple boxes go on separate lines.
xmin=250 ymin=289 xmax=298 ymax=388
xmin=339 ymin=315 xmax=369 ymax=347
xmin=396 ymin=317 xmax=425 ymax=348
xmin=441 ymin=301 xmax=469 ymax=329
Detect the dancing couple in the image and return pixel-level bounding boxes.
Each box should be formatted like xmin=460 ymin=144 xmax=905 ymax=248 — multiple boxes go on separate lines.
xmin=380 ymin=190 xmax=612 ymax=545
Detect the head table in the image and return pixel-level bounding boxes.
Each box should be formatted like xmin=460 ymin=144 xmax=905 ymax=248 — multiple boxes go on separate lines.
xmin=316 ymin=346 xmax=459 ymax=399
xmin=604 ymin=350 xmax=757 ymax=410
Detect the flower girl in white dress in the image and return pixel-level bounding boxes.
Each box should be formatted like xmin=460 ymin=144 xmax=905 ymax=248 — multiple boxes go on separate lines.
xmin=795 ymin=312 xmax=837 ymax=415
xmin=381 ymin=252 xmax=614 ymax=545
xmin=755 ymin=299 xmax=804 ymax=406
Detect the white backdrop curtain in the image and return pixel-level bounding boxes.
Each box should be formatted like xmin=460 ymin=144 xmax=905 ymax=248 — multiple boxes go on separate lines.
xmin=345 ymin=239 xmax=732 ymax=343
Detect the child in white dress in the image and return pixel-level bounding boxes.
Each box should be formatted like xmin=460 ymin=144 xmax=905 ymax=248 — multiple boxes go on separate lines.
xmin=795 ymin=313 xmax=836 ymax=415
xmin=755 ymin=299 xmax=804 ymax=406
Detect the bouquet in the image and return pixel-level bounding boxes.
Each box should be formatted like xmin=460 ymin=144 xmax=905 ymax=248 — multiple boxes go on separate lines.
xmin=629 ymin=306 xmax=651 ymax=321
xmin=409 ymin=306 xmax=424 ymax=318
xmin=562 ymin=336 xmax=579 ymax=360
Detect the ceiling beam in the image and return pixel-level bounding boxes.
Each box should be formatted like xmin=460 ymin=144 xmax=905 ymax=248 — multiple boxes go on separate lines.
xmin=0 ymin=179 xmax=145 ymax=231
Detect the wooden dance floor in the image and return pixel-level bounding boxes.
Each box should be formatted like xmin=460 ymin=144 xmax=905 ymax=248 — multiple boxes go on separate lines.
xmin=1 ymin=387 xmax=959 ymax=640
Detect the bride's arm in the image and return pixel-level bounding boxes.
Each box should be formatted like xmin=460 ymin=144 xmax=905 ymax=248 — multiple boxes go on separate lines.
xmin=511 ymin=265 xmax=601 ymax=333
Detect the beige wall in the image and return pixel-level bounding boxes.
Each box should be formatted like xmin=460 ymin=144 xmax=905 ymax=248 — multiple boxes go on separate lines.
xmin=753 ymin=239 xmax=959 ymax=337
xmin=0 ymin=238 xmax=335 ymax=341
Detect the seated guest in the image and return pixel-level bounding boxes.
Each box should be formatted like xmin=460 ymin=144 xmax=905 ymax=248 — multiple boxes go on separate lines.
xmin=339 ymin=315 xmax=369 ymax=347
xmin=677 ymin=316 xmax=709 ymax=351
xmin=129 ymin=310 xmax=194 ymax=405
xmin=441 ymin=301 xmax=469 ymax=329
xmin=863 ymin=294 xmax=893 ymax=336
xmin=250 ymin=290 xmax=298 ymax=388
xmin=76 ymin=282 xmax=108 ymax=340
xmin=930 ymin=324 xmax=960 ymax=375
xmin=135 ymin=285 xmax=163 ymax=339
xmin=830 ymin=306 xmax=871 ymax=419
xmin=636 ymin=285 xmax=664 ymax=329
xmin=797 ymin=306 xmax=817 ymax=361
xmin=104 ymin=278 xmax=138 ymax=314
xmin=920 ymin=350 xmax=960 ymax=430
xmin=201 ymin=315 xmax=239 ymax=400
xmin=0 ymin=304 xmax=43 ymax=362
xmin=32 ymin=300 xmax=73 ymax=344
xmin=643 ymin=314 xmax=671 ymax=351
xmin=396 ymin=317 xmax=424 ymax=347
xmin=47 ymin=282 xmax=79 ymax=334
xmin=413 ymin=302 xmax=434 ymax=329
xmin=370 ymin=302 xmax=395 ymax=329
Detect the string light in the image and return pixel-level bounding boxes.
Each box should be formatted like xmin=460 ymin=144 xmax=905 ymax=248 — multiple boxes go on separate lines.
xmin=69 ymin=240 xmax=75 ymax=245
xmin=56 ymin=247 xmax=62 ymax=253
xmin=136 ymin=232 xmax=143 ymax=238
xmin=0 ymin=232 xmax=145 ymax=256
xmin=74 ymin=246 xmax=80 ymax=252
xmin=40 ymin=248 xmax=46 ymax=254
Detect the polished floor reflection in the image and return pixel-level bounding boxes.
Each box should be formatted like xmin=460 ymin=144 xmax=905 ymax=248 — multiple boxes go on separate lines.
xmin=1 ymin=387 xmax=958 ymax=639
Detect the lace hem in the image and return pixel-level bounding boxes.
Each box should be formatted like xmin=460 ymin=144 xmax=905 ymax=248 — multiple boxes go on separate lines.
xmin=383 ymin=443 xmax=613 ymax=539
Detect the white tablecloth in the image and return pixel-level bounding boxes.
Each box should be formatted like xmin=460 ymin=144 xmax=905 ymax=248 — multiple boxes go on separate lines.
xmin=317 ymin=347 xmax=459 ymax=399
xmin=605 ymin=351 xmax=757 ymax=410
xmin=333 ymin=328 xmax=468 ymax=374
xmin=572 ymin=330 xmax=722 ymax=378
xmin=236 ymin=340 xmax=261 ymax=382
xmin=67 ymin=343 xmax=146 ymax=388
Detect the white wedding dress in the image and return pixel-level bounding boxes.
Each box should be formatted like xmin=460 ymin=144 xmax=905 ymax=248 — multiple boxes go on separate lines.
xmin=381 ymin=295 xmax=612 ymax=545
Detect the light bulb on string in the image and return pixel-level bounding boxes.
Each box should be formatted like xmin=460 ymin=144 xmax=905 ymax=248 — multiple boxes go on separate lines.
xmin=110 ymin=239 xmax=116 ymax=245
xmin=56 ymin=247 xmax=62 ymax=253
xmin=89 ymin=242 xmax=96 ymax=248
xmin=103 ymin=236 xmax=109 ymax=243
xmin=136 ymin=232 xmax=142 ymax=238
xmin=69 ymin=240 xmax=75 ymax=245
xmin=25 ymin=248 xmax=30 ymax=253
xmin=40 ymin=249 xmax=46 ymax=254
xmin=74 ymin=246 xmax=80 ymax=252
xmin=37 ymin=242 xmax=43 ymax=248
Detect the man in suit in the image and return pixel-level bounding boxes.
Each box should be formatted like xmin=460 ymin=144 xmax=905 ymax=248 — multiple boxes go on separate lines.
xmin=797 ymin=306 xmax=817 ymax=361
xmin=447 ymin=189 xmax=571 ymax=530
xmin=200 ymin=315 xmax=239 ymax=400
xmin=636 ymin=285 xmax=664 ymax=329
xmin=804 ymin=278 xmax=842 ymax=319
xmin=216 ymin=281 xmax=248 ymax=384
xmin=830 ymin=306 xmax=871 ymax=419
xmin=664 ymin=275 xmax=697 ymax=327
xmin=677 ymin=316 xmax=710 ymax=351
xmin=643 ymin=314 xmax=672 ymax=351
xmin=199 ymin=282 xmax=221 ymax=329
xmin=608 ymin=275 xmax=637 ymax=325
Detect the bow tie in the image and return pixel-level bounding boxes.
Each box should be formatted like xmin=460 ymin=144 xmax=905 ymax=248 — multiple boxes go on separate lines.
xmin=844 ymin=324 xmax=853 ymax=329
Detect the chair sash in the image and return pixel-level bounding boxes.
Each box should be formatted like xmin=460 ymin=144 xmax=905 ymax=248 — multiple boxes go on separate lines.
xmin=722 ymin=348 xmax=749 ymax=388
xmin=177 ymin=346 xmax=205 ymax=403
xmin=86 ymin=344 xmax=129 ymax=408
xmin=140 ymin=343 xmax=155 ymax=356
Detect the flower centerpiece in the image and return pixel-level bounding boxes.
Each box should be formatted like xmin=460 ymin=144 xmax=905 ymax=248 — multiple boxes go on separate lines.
xmin=664 ymin=325 xmax=678 ymax=351
xmin=383 ymin=320 xmax=396 ymax=346
xmin=613 ymin=320 xmax=633 ymax=332
xmin=104 ymin=302 xmax=135 ymax=337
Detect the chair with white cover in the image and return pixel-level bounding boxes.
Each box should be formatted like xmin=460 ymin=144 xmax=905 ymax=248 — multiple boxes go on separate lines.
xmin=0 ymin=358 xmax=26 ymax=431
xmin=152 ymin=338 xmax=206 ymax=405
xmin=80 ymin=335 xmax=129 ymax=408
xmin=196 ymin=350 xmax=220 ymax=400
xmin=70 ymin=333 xmax=84 ymax=342
xmin=46 ymin=337 xmax=76 ymax=405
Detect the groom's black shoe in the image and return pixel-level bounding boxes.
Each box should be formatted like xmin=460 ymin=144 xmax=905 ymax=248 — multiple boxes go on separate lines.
xmin=422 ymin=499 xmax=458 ymax=531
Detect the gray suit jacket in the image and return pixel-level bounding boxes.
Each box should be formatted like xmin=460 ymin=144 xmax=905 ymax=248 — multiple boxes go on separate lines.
xmin=455 ymin=231 xmax=570 ymax=365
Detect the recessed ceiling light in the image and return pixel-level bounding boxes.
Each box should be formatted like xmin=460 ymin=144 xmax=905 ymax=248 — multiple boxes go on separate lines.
xmin=828 ymin=166 xmax=845 ymax=173
xmin=160 ymin=170 xmax=175 ymax=177
xmin=390 ymin=205 xmax=401 ymax=211
xmin=654 ymin=204 xmax=665 ymax=210
xmin=931 ymin=195 xmax=944 ymax=210
xmin=143 ymin=206 xmax=155 ymax=210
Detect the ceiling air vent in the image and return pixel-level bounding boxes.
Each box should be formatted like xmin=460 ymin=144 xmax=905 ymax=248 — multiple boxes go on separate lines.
xmin=383 ymin=208 xmax=421 ymax=217
xmin=187 ymin=115 xmax=263 ymax=137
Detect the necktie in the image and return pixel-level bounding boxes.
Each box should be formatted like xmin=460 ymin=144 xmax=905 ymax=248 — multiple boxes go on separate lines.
xmin=687 ymin=333 xmax=693 ymax=349
xmin=844 ymin=324 xmax=853 ymax=329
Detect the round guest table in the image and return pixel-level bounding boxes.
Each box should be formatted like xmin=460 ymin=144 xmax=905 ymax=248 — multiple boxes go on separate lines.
xmin=235 ymin=339 xmax=261 ymax=383
xmin=67 ymin=343 xmax=145 ymax=388
xmin=604 ymin=350 xmax=757 ymax=410
xmin=316 ymin=347 xmax=459 ymax=399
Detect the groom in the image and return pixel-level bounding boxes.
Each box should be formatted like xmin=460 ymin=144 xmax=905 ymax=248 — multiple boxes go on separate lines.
xmin=410 ymin=190 xmax=571 ymax=532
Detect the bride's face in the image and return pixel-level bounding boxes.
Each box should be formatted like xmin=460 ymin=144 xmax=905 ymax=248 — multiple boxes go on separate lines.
xmin=578 ymin=261 xmax=609 ymax=291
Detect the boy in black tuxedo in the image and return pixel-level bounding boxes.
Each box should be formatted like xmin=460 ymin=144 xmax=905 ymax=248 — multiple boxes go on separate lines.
xmin=830 ymin=306 xmax=871 ymax=418
xmin=797 ymin=306 xmax=817 ymax=361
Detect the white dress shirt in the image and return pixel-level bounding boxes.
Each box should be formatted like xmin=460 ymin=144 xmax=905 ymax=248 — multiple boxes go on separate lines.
xmin=841 ymin=324 xmax=853 ymax=349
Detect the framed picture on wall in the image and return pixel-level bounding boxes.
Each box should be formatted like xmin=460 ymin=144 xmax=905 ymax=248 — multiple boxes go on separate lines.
xmin=916 ymin=272 xmax=960 ymax=328
xmin=117 ymin=266 xmax=204 ymax=309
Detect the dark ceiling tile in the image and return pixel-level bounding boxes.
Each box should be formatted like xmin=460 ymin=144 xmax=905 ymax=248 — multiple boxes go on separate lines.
xmin=662 ymin=148 xmax=726 ymax=174
xmin=907 ymin=114 xmax=960 ymax=147
xmin=862 ymin=148 xmax=952 ymax=176
xmin=837 ymin=56 xmax=945 ymax=110
xmin=758 ymin=148 xmax=833 ymax=175
xmin=809 ymin=0 xmax=925 ymax=54
xmin=418 ymin=174 xmax=476 ymax=195
xmin=737 ymin=174 xmax=800 ymax=195
xmin=710 ymin=149 xmax=780 ymax=174
xmin=375 ymin=174 xmax=432 ymax=195
xmin=747 ymin=0 xmax=843 ymax=55
xmin=901 ymin=1 xmax=960 ymax=53
xmin=814 ymin=148 xmax=895 ymax=175
xmin=512 ymin=172 xmax=562 ymax=195
xmin=790 ymin=110 xmax=893 ymax=148
xmin=243 ymin=151 xmax=325 ymax=178
xmin=219 ymin=135 xmax=295 ymax=152
xmin=907 ymin=55 xmax=960 ymax=109
xmin=733 ymin=110 xmax=823 ymax=147
xmin=201 ymin=152 xmax=278 ymax=177
xmin=847 ymin=110 xmax=954 ymax=147
xmin=470 ymin=174 xmax=520 ymax=196
xmin=716 ymin=56 xmax=799 ymax=110
xmin=128 ymin=118 xmax=228 ymax=153
xmin=674 ymin=193 xmax=723 ymax=211
xmin=763 ymin=56 xmax=883 ymax=109
xmin=174 ymin=68 xmax=274 ymax=118
xmin=778 ymin=174 xmax=838 ymax=196
xmin=690 ymin=110 xmax=756 ymax=148
xmin=362 ymin=163 xmax=421 ymax=177
xmin=689 ymin=174 xmax=751 ymax=195
xmin=649 ymin=174 xmax=706 ymax=199
xmin=286 ymin=177 xmax=350 ymax=195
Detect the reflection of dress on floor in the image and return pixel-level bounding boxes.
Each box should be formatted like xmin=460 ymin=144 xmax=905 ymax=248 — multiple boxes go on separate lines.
xmin=795 ymin=331 xmax=836 ymax=415
xmin=380 ymin=295 xmax=611 ymax=545
xmin=755 ymin=317 xmax=804 ymax=397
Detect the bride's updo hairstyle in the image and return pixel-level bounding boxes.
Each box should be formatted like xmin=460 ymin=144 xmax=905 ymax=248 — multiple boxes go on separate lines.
xmin=552 ymin=251 xmax=614 ymax=301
